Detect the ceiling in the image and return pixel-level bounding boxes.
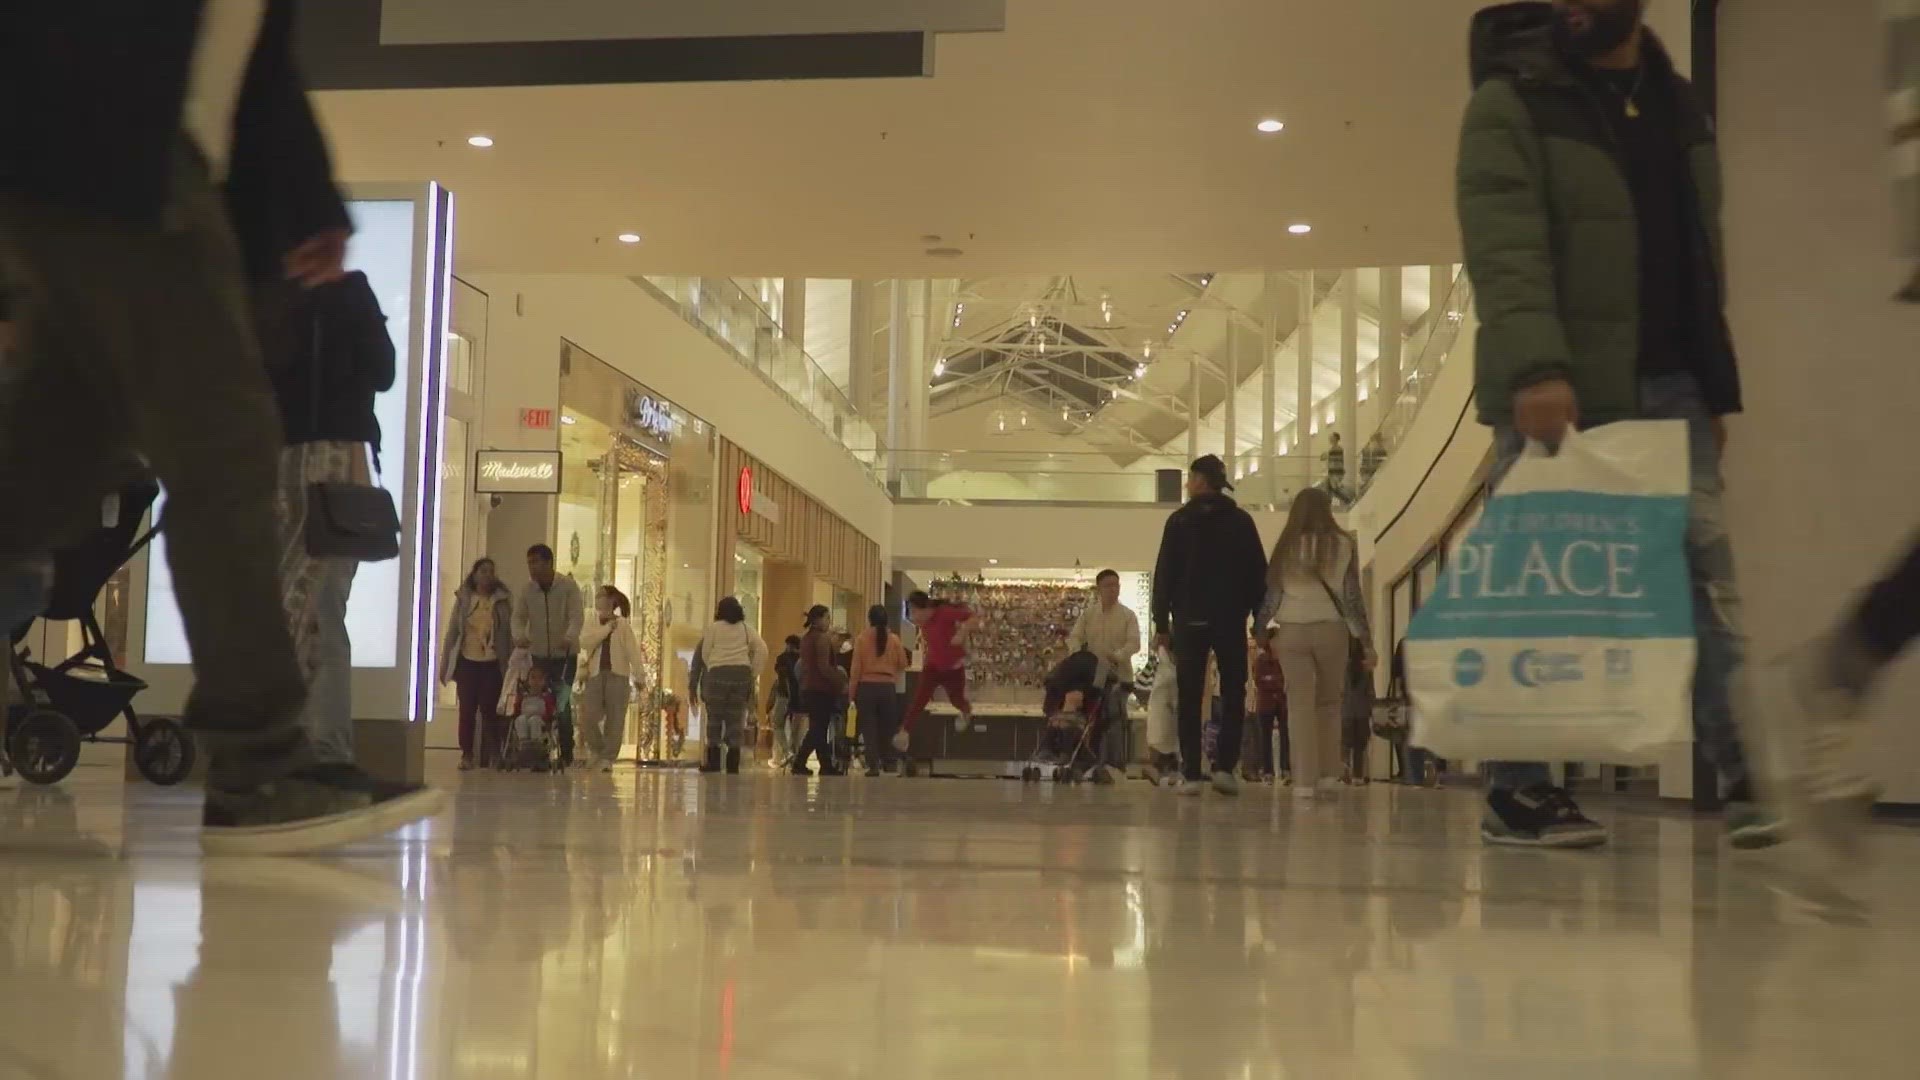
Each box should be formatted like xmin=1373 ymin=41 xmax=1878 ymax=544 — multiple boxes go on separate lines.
xmin=313 ymin=0 xmax=1490 ymax=277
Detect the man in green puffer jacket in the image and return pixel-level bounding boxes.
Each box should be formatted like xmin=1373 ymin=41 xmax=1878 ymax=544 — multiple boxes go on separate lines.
xmin=1456 ymin=1 xmax=1781 ymax=851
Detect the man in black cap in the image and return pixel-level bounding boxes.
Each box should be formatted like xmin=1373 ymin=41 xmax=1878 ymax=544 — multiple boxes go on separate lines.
xmin=1149 ymin=455 xmax=1269 ymax=795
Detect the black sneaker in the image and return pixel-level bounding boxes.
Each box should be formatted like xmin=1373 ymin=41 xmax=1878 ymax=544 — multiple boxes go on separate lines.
xmin=201 ymin=764 xmax=447 ymax=857
xmin=1481 ymin=785 xmax=1608 ymax=849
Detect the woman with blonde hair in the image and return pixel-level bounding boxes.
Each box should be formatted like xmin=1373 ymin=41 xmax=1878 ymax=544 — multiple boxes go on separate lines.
xmin=1257 ymin=487 xmax=1374 ymax=799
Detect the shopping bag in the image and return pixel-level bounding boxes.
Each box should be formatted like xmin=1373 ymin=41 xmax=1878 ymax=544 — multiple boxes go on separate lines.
xmin=1145 ymin=644 xmax=1178 ymax=753
xmin=1403 ymin=422 xmax=1695 ymax=765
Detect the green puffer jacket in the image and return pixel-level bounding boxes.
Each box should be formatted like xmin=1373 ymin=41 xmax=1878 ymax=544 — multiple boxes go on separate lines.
xmin=1457 ymin=2 xmax=1741 ymax=427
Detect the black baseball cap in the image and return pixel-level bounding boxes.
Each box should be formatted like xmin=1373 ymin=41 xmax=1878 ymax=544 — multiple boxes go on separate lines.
xmin=1190 ymin=454 xmax=1233 ymax=491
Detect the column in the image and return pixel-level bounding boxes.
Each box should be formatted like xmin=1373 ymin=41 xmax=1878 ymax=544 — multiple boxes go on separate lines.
xmin=1187 ymin=360 xmax=1200 ymax=463
xmin=1223 ymin=312 xmax=1238 ymax=464
xmin=781 ymin=277 xmax=807 ymax=345
xmin=848 ymin=280 xmax=872 ymax=418
xmin=1295 ymin=271 xmax=1315 ymax=497
xmin=1260 ymin=298 xmax=1277 ymax=475
xmin=887 ymin=280 xmax=908 ymax=491
xmin=1377 ymin=266 xmax=1404 ymax=413
xmin=909 ymin=279 xmax=932 ymax=464
xmin=1339 ymin=271 xmax=1359 ymax=501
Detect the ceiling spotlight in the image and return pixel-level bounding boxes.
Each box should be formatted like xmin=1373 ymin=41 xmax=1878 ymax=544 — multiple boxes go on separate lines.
xmin=1256 ymin=119 xmax=1286 ymax=134
xmin=1288 ymin=223 xmax=1313 ymax=235
xmin=617 ymin=232 xmax=642 ymax=244
xmin=933 ymin=359 xmax=947 ymax=377
xmin=988 ymin=558 xmax=999 ymax=565
xmin=1134 ymin=362 xmax=1147 ymax=379
xmin=467 ymin=134 xmax=495 ymax=147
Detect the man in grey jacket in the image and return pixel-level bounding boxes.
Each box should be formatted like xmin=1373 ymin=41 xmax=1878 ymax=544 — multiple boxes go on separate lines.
xmin=515 ymin=543 xmax=585 ymax=765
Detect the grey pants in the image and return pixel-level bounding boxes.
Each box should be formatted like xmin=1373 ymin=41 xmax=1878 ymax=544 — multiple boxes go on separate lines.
xmin=0 ymin=143 xmax=311 ymax=790
xmin=278 ymin=442 xmax=366 ymax=767
xmin=702 ymin=666 xmax=755 ymax=748
xmin=577 ymin=672 xmax=632 ymax=760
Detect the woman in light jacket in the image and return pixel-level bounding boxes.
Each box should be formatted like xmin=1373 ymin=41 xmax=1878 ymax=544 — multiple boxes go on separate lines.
xmin=440 ymin=557 xmax=514 ymax=770
xmin=849 ymin=603 xmax=909 ymax=776
xmin=690 ymin=596 xmax=768 ymax=775
xmin=1257 ymin=487 xmax=1374 ymax=800
xmin=576 ymin=585 xmax=643 ymax=773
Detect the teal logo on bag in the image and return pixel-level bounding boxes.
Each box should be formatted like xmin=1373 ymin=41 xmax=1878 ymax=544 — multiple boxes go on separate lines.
xmin=1411 ymin=491 xmax=1692 ymax=641
xmin=1453 ymin=648 xmax=1486 ymax=687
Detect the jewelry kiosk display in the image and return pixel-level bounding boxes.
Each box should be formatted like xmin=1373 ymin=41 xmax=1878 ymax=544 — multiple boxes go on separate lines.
xmin=124 ymin=184 xmax=455 ymax=784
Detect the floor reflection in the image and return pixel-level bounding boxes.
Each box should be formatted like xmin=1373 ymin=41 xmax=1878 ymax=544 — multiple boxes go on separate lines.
xmin=0 ymin=764 xmax=1915 ymax=1078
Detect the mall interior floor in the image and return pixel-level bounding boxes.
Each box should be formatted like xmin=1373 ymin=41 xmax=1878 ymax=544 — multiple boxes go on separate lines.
xmin=1 ymin=758 xmax=1914 ymax=1078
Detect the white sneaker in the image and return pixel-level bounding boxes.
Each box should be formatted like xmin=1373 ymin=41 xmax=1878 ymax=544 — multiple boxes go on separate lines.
xmin=1769 ymin=641 xmax=1879 ymax=804
xmin=1210 ymin=771 xmax=1240 ymax=797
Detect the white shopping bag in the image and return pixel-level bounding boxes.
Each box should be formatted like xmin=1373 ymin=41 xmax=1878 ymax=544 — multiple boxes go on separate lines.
xmin=1404 ymin=422 xmax=1695 ymax=764
xmin=1145 ymin=644 xmax=1178 ymax=754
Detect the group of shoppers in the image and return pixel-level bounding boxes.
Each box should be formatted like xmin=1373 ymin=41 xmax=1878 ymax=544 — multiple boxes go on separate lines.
xmin=439 ymin=545 xmax=640 ymax=773
xmin=1149 ymin=454 xmax=1378 ymax=799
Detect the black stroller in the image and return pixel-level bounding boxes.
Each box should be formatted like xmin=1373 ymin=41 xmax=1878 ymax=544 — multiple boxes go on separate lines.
xmin=5 ymin=480 xmax=195 ymax=786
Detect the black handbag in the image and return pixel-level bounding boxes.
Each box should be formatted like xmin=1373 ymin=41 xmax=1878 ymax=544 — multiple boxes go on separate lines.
xmin=305 ymin=481 xmax=400 ymax=561
xmin=298 ymin=283 xmax=400 ymax=562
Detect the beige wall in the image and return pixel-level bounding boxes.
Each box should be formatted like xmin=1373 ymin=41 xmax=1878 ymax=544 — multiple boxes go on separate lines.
xmin=1721 ymin=0 xmax=1920 ymax=801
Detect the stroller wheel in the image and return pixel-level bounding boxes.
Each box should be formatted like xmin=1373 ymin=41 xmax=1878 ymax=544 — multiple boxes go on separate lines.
xmin=1052 ymin=766 xmax=1070 ymax=783
xmin=8 ymin=709 xmax=81 ymax=785
xmin=133 ymin=717 xmax=196 ymax=786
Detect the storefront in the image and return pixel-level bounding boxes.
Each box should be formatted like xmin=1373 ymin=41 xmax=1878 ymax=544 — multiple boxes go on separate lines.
xmin=716 ymin=440 xmax=881 ymax=642
xmin=558 ymin=341 xmax=717 ymax=761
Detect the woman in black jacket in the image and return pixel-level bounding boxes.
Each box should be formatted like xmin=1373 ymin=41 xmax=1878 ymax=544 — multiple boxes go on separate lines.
xmin=267 ymin=271 xmax=396 ymax=767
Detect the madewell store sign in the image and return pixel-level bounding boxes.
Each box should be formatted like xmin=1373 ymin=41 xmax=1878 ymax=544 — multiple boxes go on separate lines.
xmin=380 ymin=0 xmax=1004 ymax=44
xmin=476 ymin=450 xmax=563 ymax=494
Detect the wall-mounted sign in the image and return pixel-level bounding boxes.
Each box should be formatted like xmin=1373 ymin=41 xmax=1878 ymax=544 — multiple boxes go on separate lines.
xmin=520 ymin=407 xmax=554 ymax=430
xmin=475 ymin=449 xmax=563 ymax=493
xmin=737 ymin=466 xmax=754 ymax=515
xmin=623 ymin=386 xmax=679 ymax=449
xmin=751 ymin=482 xmax=781 ymax=525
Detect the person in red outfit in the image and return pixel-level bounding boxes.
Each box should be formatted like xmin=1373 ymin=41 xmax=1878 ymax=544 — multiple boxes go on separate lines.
xmin=903 ymin=591 xmax=974 ymax=734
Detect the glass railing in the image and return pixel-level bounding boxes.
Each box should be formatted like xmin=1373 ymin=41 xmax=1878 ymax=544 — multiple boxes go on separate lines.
xmin=1368 ymin=272 xmax=1473 ymax=465
xmin=891 ymin=449 xmax=1324 ymax=508
xmin=634 ymin=275 xmax=887 ymax=482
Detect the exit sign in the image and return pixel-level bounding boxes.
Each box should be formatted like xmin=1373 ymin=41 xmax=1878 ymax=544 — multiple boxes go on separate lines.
xmin=520 ymin=408 xmax=555 ymax=430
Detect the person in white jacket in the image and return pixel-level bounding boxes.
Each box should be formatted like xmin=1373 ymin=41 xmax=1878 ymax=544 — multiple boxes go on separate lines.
xmin=576 ymin=585 xmax=643 ymax=772
xmin=690 ymin=596 xmax=768 ymax=775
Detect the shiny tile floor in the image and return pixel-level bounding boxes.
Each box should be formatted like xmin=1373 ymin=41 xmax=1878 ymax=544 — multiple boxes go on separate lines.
xmin=2 ymin=758 xmax=1917 ymax=1080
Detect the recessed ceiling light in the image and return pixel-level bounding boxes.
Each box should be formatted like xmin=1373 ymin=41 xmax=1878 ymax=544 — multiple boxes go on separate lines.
xmin=617 ymin=232 xmax=642 ymax=244
xmin=560 ymin=415 xmax=578 ymax=425
xmin=1288 ymin=223 xmax=1313 ymax=235
xmin=467 ymin=135 xmax=494 ymax=148
xmin=988 ymin=558 xmax=999 ymax=565
xmin=1256 ymin=119 xmax=1285 ymax=134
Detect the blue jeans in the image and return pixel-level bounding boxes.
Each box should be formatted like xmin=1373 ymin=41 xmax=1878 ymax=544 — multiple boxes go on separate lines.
xmin=1485 ymin=372 xmax=1754 ymax=799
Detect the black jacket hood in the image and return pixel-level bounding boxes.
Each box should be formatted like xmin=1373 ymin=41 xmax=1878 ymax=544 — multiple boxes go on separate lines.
xmin=1469 ymin=2 xmax=1680 ymax=90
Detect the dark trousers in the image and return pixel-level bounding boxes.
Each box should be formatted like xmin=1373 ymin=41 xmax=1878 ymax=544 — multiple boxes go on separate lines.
xmin=1245 ymin=709 xmax=1289 ymax=774
xmin=795 ymin=689 xmax=838 ymax=771
xmin=532 ymin=656 xmax=575 ymax=762
xmin=1851 ymin=534 xmax=1920 ymax=665
xmin=453 ymin=657 xmax=504 ymax=760
xmin=855 ymin=682 xmax=901 ymax=767
xmin=0 ymin=143 xmax=312 ymax=791
xmin=1174 ymin=621 xmax=1249 ymax=778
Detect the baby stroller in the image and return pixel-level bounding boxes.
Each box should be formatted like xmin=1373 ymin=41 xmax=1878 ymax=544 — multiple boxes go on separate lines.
xmin=496 ymin=650 xmax=562 ymax=773
xmin=6 ymin=480 xmax=196 ymax=786
xmin=1019 ymin=649 xmax=1117 ymax=785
